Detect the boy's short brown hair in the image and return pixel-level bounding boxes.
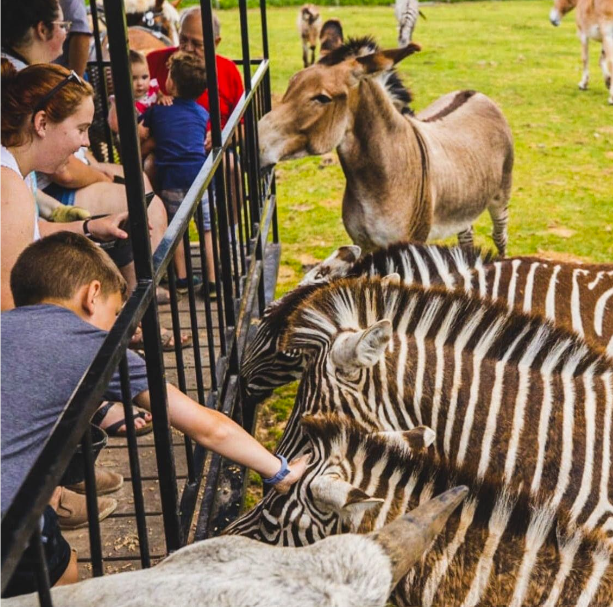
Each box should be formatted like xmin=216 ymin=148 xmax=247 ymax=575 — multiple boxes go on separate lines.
xmin=167 ymin=51 xmax=207 ymax=100
xmin=11 ymin=232 xmax=128 ymax=307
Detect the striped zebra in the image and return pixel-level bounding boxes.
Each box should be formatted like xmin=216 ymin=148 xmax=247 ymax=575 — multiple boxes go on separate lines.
xmin=227 ymin=415 xmax=613 ymax=606
xmin=241 ymin=244 xmax=494 ymax=405
xmin=236 ymin=278 xmax=613 ymax=545
xmin=240 ymin=242 xmax=612 ymax=405
xmin=395 ymin=0 xmax=421 ymax=47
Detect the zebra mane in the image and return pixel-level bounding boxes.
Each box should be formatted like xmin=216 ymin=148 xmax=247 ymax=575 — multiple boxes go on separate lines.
xmin=346 ymin=242 xmax=497 ymax=281
xmin=318 ymin=36 xmax=414 ymax=115
xmin=282 ymin=277 xmax=611 ymax=377
xmin=260 ymin=283 xmax=323 ymax=333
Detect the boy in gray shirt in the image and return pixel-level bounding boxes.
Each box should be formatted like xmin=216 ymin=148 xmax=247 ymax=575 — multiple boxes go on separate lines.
xmin=1 ymin=232 xmax=307 ymax=597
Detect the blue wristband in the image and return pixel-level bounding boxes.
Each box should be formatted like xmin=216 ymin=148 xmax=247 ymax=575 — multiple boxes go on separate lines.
xmin=262 ymin=454 xmax=290 ymax=486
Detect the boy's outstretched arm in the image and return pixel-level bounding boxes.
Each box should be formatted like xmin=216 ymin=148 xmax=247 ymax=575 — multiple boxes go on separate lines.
xmin=134 ymin=384 xmax=308 ymax=493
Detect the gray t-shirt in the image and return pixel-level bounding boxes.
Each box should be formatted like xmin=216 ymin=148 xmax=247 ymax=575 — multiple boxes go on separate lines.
xmin=1 ymin=304 xmax=149 ymax=514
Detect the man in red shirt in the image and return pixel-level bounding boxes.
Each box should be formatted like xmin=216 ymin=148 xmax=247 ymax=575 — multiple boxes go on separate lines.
xmin=147 ymin=8 xmax=244 ymax=136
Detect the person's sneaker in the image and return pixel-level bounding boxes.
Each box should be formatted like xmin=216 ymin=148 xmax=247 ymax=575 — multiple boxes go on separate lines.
xmin=65 ymin=466 xmax=124 ymax=496
xmin=200 ymin=281 xmax=217 ymax=300
xmin=175 ymin=275 xmax=203 ymax=294
xmin=56 ymin=487 xmax=117 ymax=530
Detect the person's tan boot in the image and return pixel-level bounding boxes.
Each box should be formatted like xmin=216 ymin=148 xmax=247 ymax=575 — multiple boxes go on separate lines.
xmin=65 ymin=466 xmax=124 ymax=495
xmin=56 ymin=487 xmax=117 ymax=530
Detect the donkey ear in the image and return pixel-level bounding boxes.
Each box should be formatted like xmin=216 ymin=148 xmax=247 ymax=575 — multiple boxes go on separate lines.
xmin=353 ymin=43 xmax=421 ymax=76
xmin=331 ymin=319 xmax=393 ymax=372
xmin=311 ymin=475 xmax=384 ymax=515
xmin=299 ymin=245 xmax=361 ymax=286
xmin=376 ymin=426 xmax=436 ymax=451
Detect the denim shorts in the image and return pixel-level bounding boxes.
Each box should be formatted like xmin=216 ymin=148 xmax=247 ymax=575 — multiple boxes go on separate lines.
xmin=2 ymin=506 xmax=72 ymax=598
xmin=42 ymin=183 xmax=77 ymax=207
xmin=160 ymin=188 xmax=212 ymax=231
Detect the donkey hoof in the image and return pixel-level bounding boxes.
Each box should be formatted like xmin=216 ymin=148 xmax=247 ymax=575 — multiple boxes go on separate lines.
xmin=578 ymin=82 xmax=588 ymax=91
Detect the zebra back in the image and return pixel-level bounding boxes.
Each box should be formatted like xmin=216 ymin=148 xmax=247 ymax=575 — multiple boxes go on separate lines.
xmin=277 ymin=277 xmax=613 ymax=543
xmin=464 ymin=257 xmax=613 ymax=355
xmin=226 ymin=415 xmax=613 ymax=606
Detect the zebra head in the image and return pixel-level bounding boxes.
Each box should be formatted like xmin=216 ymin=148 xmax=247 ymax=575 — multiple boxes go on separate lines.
xmin=299 ymin=245 xmax=362 ymax=286
xmin=224 ymin=414 xmax=436 ymax=544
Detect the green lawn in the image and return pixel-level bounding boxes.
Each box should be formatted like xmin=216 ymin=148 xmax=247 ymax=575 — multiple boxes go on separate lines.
xmin=217 ymin=1 xmax=612 ymax=287
xmin=215 ymin=2 xmax=612 ymax=504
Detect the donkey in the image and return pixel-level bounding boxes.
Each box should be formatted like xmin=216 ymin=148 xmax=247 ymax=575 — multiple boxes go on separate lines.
xmin=226 ymin=415 xmax=613 ymax=607
xmin=4 ymin=488 xmax=467 ymax=607
xmin=298 ymin=5 xmax=322 ymax=68
xmin=550 ymin=0 xmax=613 ymax=104
xmin=269 ymin=278 xmax=613 ymax=545
xmin=259 ymin=39 xmax=514 ymax=255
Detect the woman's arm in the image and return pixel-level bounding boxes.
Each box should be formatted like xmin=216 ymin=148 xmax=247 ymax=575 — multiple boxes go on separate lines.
xmin=1 ymin=169 xmax=37 ymax=310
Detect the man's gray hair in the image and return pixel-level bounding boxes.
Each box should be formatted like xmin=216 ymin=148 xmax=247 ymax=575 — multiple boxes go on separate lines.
xmin=179 ymin=7 xmax=221 ymax=40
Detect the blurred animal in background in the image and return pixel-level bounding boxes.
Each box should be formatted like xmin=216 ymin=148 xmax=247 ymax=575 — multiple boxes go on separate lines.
xmin=319 ymin=19 xmax=344 ymax=58
xmin=298 ymin=4 xmax=322 ymax=67
xmin=395 ymin=0 xmax=424 ymax=46
xmin=549 ymin=0 xmax=613 ymax=104
xmin=124 ymin=0 xmax=182 ymax=46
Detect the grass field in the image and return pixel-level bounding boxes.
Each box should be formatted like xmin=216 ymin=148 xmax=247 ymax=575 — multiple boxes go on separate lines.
xmin=213 ymin=2 xmax=613 ymax=505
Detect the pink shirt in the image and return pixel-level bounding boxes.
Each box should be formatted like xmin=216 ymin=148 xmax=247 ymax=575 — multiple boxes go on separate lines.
xmin=134 ymin=79 xmax=160 ymax=115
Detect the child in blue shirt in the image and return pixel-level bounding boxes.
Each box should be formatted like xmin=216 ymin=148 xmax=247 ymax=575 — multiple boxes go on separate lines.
xmin=142 ymin=52 xmax=212 ymax=293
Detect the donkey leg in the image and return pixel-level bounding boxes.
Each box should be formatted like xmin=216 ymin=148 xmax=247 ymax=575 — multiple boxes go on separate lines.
xmin=457 ymin=225 xmax=474 ymax=248
xmin=600 ymin=37 xmax=613 ymax=104
xmin=579 ymin=34 xmax=590 ymax=90
xmin=302 ymin=43 xmax=309 ymax=69
xmin=488 ymin=200 xmax=509 ymax=258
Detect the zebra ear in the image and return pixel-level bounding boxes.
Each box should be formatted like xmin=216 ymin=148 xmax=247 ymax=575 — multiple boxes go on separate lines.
xmin=311 ymin=475 xmax=384 ymax=515
xmin=381 ymin=273 xmax=401 ymax=286
xmin=299 ymin=245 xmax=361 ymax=286
xmin=331 ymin=319 xmax=393 ymax=372
xmin=376 ymin=426 xmax=436 ymax=451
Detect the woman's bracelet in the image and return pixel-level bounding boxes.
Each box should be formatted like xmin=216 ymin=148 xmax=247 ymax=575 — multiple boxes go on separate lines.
xmin=262 ymin=454 xmax=290 ymax=486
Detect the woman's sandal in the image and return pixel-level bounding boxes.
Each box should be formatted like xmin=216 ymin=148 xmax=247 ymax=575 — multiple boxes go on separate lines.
xmin=92 ymin=402 xmax=153 ymax=437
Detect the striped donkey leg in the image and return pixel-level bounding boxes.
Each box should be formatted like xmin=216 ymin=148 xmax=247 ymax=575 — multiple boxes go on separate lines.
xmin=457 ymin=225 xmax=474 ymax=248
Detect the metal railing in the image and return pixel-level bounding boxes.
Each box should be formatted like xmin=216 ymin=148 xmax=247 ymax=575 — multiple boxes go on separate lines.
xmin=1 ymin=0 xmax=278 ymax=602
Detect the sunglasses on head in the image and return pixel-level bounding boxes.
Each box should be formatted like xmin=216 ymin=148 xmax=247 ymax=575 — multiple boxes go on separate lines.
xmin=32 ymin=70 xmax=84 ymax=117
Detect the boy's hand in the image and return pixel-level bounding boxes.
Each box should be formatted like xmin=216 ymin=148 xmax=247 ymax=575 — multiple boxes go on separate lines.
xmin=273 ymin=454 xmax=311 ymax=495
xmin=88 ymin=212 xmax=129 ymax=241
xmin=158 ymin=94 xmax=173 ymax=106
xmin=205 ymin=131 xmax=212 ymax=152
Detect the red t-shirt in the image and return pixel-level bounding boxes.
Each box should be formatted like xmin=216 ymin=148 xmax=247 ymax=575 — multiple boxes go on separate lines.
xmin=147 ymin=47 xmax=244 ymax=130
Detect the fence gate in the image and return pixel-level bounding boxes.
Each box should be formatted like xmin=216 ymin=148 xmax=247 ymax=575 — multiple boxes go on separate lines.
xmin=1 ymin=0 xmax=279 ymax=602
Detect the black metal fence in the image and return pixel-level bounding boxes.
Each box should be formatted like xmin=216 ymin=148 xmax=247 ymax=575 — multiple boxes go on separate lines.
xmin=1 ymin=0 xmax=278 ymax=603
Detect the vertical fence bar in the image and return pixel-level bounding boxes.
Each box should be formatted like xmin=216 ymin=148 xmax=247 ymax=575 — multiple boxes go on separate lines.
xmin=200 ymin=0 xmax=236 ymax=330
xmin=89 ymin=0 xmax=114 ymax=160
xmin=119 ymin=357 xmax=151 ymax=567
xmin=81 ymin=427 xmax=103 ymax=577
xmin=103 ymin=0 xmax=182 ymax=552
xmin=195 ymin=203 xmax=219 ymax=393
xmin=33 ymin=528 xmax=52 ymax=607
